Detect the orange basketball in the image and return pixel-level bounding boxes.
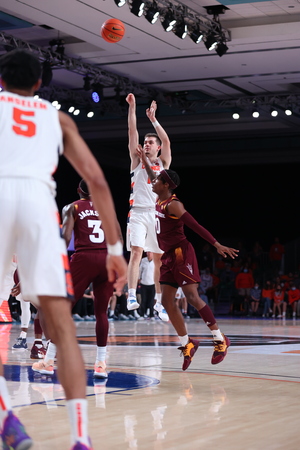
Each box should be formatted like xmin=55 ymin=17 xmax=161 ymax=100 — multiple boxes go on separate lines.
xmin=101 ymin=18 xmax=125 ymax=43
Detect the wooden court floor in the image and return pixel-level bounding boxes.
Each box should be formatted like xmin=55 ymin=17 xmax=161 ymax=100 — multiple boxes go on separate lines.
xmin=1 ymin=317 xmax=300 ymax=449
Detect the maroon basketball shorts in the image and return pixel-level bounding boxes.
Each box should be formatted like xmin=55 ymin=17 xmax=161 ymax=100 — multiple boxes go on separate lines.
xmin=160 ymin=240 xmax=200 ymax=287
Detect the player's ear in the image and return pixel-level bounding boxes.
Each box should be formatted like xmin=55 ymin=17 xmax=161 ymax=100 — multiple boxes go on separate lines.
xmin=33 ymin=79 xmax=42 ymax=91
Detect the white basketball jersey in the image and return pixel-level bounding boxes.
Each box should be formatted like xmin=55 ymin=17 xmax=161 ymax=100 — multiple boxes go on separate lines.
xmin=0 ymin=92 xmax=63 ymax=189
xmin=129 ymin=158 xmax=164 ymax=209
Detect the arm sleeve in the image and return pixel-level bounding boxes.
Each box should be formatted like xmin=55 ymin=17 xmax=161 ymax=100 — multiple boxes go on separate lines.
xmin=180 ymin=212 xmax=217 ymax=246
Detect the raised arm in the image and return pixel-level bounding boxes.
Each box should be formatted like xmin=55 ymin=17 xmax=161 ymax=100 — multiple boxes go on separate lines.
xmin=58 ymin=111 xmax=127 ymax=294
xmin=167 ymin=200 xmax=239 ymax=260
xmin=126 ymin=93 xmax=140 ymax=170
xmin=146 ymin=100 xmax=171 ymax=169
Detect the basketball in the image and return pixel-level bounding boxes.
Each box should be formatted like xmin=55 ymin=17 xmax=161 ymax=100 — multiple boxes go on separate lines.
xmin=101 ymin=18 xmax=125 ymax=43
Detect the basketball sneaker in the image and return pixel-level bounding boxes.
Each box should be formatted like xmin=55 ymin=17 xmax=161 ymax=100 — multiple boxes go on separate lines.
xmin=70 ymin=439 xmax=93 ymax=450
xmin=32 ymin=359 xmax=54 ymax=375
xmin=178 ymin=338 xmax=199 ymax=371
xmin=211 ymin=334 xmax=230 ymax=365
xmin=12 ymin=337 xmax=27 ymax=350
xmin=93 ymin=361 xmax=108 ymax=379
xmin=154 ymin=302 xmax=169 ymax=322
xmin=127 ymin=296 xmax=139 ymax=310
xmin=30 ymin=343 xmax=46 ymax=359
xmin=1 ymin=411 xmax=33 ymax=450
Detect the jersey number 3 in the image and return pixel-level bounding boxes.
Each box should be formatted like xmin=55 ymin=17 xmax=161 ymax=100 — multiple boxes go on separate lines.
xmin=12 ymin=108 xmax=36 ymax=137
xmin=87 ymin=220 xmax=105 ymax=243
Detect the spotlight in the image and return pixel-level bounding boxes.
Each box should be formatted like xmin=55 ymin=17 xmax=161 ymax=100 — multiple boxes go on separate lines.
xmin=68 ymin=106 xmax=75 ymax=113
xmin=232 ymin=113 xmax=240 ymax=120
xmin=285 ymin=108 xmax=292 ymax=116
xmin=83 ymin=75 xmax=92 ymax=91
xmin=271 ymin=108 xmax=278 ymax=117
xmin=42 ymin=60 xmax=53 ymax=87
xmin=204 ymin=31 xmax=218 ymax=51
xmin=87 ymin=111 xmax=94 ymax=118
xmin=73 ymin=109 xmax=80 ymax=116
xmin=91 ymin=84 xmax=103 ymax=103
xmin=189 ymin=26 xmax=203 ymax=44
xmin=215 ymin=41 xmax=228 ymax=57
xmin=174 ymin=20 xmax=188 ymax=39
xmin=252 ymin=110 xmax=259 ymax=118
xmin=145 ymin=3 xmax=160 ymax=24
xmin=161 ymin=10 xmax=176 ymax=32
xmin=130 ymin=0 xmax=145 ymax=17
xmin=114 ymin=0 xmax=127 ymax=6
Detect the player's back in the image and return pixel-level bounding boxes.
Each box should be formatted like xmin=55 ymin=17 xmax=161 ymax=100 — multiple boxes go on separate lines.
xmin=0 ymin=91 xmax=62 ymax=187
xmin=73 ymin=198 xmax=107 ymax=252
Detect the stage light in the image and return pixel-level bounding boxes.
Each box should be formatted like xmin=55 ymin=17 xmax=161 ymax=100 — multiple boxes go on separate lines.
xmin=114 ymin=0 xmax=127 ymax=6
xmin=68 ymin=106 xmax=75 ymax=113
xmin=285 ymin=108 xmax=292 ymax=116
xmin=145 ymin=3 xmax=160 ymax=24
xmin=271 ymin=108 xmax=278 ymax=117
xmin=204 ymin=31 xmax=218 ymax=51
xmin=73 ymin=109 xmax=80 ymax=116
xmin=91 ymin=84 xmax=103 ymax=103
xmin=252 ymin=110 xmax=259 ymax=118
xmin=42 ymin=60 xmax=53 ymax=87
xmin=83 ymin=75 xmax=92 ymax=91
xmin=161 ymin=10 xmax=176 ymax=32
xmin=232 ymin=113 xmax=240 ymax=120
xmin=87 ymin=111 xmax=94 ymax=118
xmin=130 ymin=0 xmax=145 ymax=17
xmin=215 ymin=41 xmax=228 ymax=57
xmin=189 ymin=26 xmax=203 ymax=44
xmin=174 ymin=20 xmax=188 ymax=39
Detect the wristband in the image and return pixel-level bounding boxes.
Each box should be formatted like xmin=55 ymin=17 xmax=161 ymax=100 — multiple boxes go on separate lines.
xmin=152 ymin=120 xmax=160 ymax=128
xmin=107 ymin=241 xmax=123 ymax=256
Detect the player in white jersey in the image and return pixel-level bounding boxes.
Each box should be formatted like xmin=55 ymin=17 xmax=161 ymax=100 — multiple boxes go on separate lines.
xmin=0 ymin=49 xmax=127 ymax=450
xmin=125 ymin=93 xmax=171 ymax=321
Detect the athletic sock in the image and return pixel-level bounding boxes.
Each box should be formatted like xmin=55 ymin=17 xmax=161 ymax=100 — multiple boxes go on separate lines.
xmin=66 ymin=398 xmax=89 ymax=446
xmin=128 ymin=289 xmax=136 ymax=298
xmin=179 ymin=335 xmax=189 ymax=347
xmin=96 ymin=346 xmax=107 ymax=363
xmin=45 ymin=341 xmax=57 ymax=361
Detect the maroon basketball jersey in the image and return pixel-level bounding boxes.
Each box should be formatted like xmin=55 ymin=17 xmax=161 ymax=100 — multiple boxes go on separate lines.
xmin=155 ymin=194 xmax=187 ymax=252
xmin=73 ymin=198 xmax=107 ymax=251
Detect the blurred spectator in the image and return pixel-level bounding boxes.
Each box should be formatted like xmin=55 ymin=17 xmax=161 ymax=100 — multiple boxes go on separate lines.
xmin=262 ymin=280 xmax=274 ymax=318
xmin=269 ymin=237 xmax=285 ymax=273
xmin=198 ymin=243 xmax=214 ymax=272
xmin=250 ymin=282 xmax=261 ymax=316
xmin=272 ymin=284 xmax=286 ymax=318
xmin=235 ymin=265 xmax=254 ymax=314
xmin=287 ymin=282 xmax=300 ymax=318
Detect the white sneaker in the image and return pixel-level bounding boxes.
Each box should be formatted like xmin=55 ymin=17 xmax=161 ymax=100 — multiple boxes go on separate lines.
xmin=127 ymin=297 xmax=139 ymax=311
xmin=73 ymin=314 xmax=84 ymax=321
xmin=133 ymin=310 xmax=140 ymax=319
xmin=94 ymin=361 xmax=108 ymax=379
xmin=154 ymin=302 xmax=169 ymax=321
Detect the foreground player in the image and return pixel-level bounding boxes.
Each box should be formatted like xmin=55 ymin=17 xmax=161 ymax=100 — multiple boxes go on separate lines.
xmin=126 ymin=93 xmax=171 ymax=321
xmin=33 ymin=179 xmax=119 ymax=378
xmin=0 ymin=49 xmax=127 ymax=450
xmin=137 ymin=147 xmax=238 ymax=370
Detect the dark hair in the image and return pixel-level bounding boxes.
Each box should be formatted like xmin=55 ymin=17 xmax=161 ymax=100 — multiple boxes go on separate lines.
xmin=79 ymin=179 xmax=89 ymax=196
xmin=0 ymin=49 xmax=41 ymax=89
xmin=144 ymin=133 xmax=162 ymax=146
xmin=160 ymin=169 xmax=180 ymax=190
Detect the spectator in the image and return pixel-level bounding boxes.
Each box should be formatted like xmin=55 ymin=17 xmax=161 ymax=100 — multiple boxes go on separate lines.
xmin=235 ymin=265 xmax=254 ymax=313
xmin=287 ymin=282 xmax=300 ymax=318
xmin=262 ymin=280 xmax=274 ymax=318
xmin=272 ymin=284 xmax=286 ymax=318
xmin=249 ymin=282 xmax=261 ymax=316
xmin=269 ymin=237 xmax=285 ymax=273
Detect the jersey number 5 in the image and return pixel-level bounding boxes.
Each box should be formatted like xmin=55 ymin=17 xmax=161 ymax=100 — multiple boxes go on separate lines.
xmin=12 ymin=108 xmax=36 ymax=137
xmin=87 ymin=220 xmax=105 ymax=243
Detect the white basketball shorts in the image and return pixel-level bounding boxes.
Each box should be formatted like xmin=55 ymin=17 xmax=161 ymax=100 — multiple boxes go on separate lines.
xmin=126 ymin=208 xmax=163 ymax=254
xmin=0 ymin=178 xmax=72 ymax=306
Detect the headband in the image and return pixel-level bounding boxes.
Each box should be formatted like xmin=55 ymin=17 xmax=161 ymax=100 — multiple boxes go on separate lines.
xmin=160 ymin=170 xmax=177 ymax=189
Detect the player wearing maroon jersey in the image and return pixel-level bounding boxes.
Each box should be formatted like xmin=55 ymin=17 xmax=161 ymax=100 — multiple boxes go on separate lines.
xmin=137 ymin=146 xmax=238 ymax=370
xmin=33 ymin=179 xmax=121 ymax=379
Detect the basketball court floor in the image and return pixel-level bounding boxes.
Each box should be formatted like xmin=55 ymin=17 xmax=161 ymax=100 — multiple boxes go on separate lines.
xmin=2 ymin=317 xmax=299 ymax=449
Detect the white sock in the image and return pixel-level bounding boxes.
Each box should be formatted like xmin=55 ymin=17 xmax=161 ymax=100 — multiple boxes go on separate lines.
xmin=66 ymin=398 xmax=89 ymax=446
xmin=211 ymin=329 xmax=223 ymax=341
xmin=155 ymin=293 xmax=162 ymax=303
xmin=128 ymin=289 xmax=136 ymax=298
xmin=109 ymin=309 xmax=114 ymax=317
xmin=96 ymin=346 xmax=107 ymax=363
xmin=179 ymin=335 xmax=189 ymax=346
xmin=0 ymin=376 xmax=12 ymax=427
xmin=45 ymin=341 xmax=56 ymax=362
xmin=19 ymin=331 xmax=27 ymax=339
